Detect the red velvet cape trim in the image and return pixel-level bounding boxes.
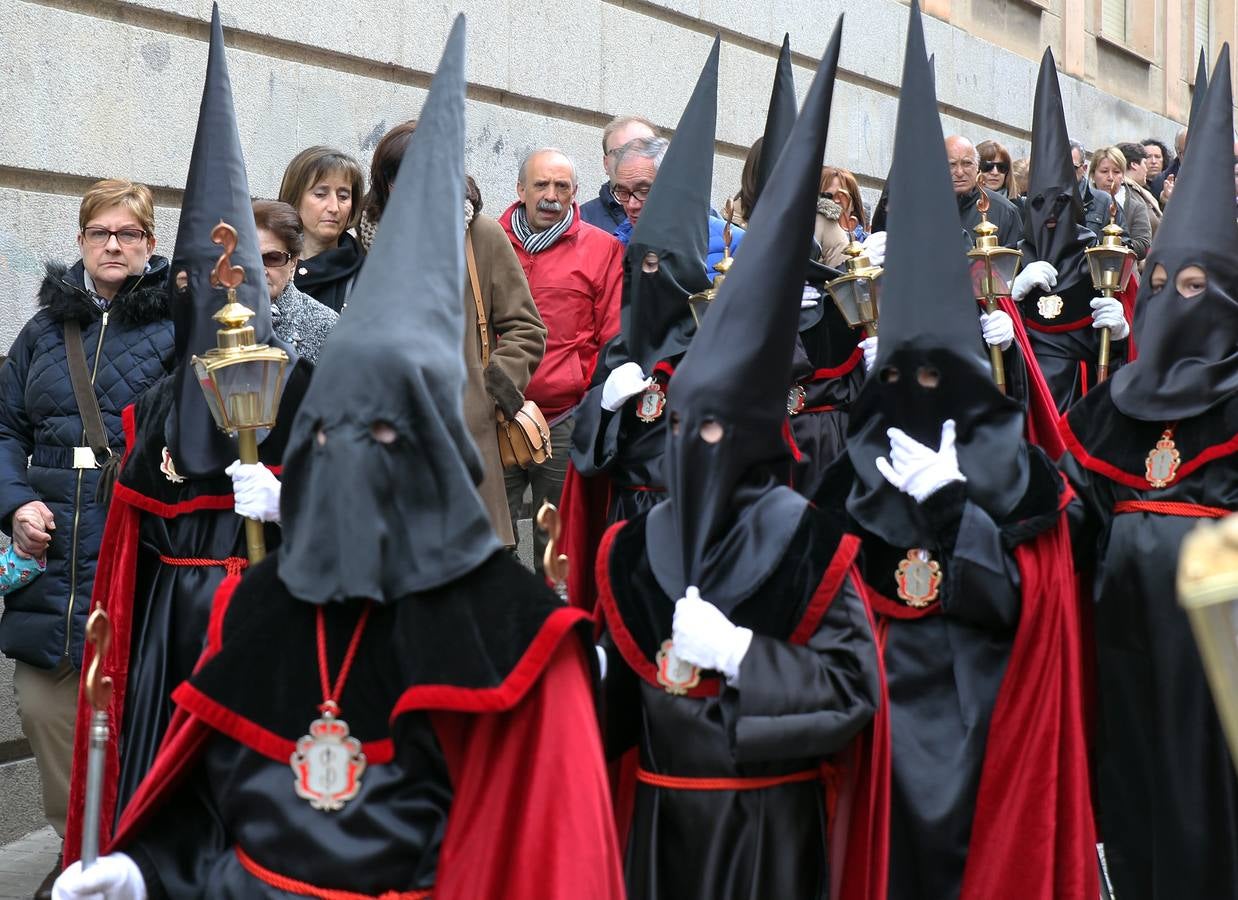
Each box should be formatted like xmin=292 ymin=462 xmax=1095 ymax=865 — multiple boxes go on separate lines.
xmin=805 ymin=346 xmax=863 ymax=382
xmin=1059 ymin=414 xmax=1238 ymax=490
xmin=1023 ymin=314 xmax=1093 ymax=333
xmin=998 ymin=296 xmax=1066 ymax=460
xmin=559 ymin=463 xmax=613 ymax=615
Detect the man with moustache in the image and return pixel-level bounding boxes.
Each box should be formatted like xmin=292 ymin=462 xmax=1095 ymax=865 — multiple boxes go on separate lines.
xmin=499 ymin=148 xmax=623 ymax=571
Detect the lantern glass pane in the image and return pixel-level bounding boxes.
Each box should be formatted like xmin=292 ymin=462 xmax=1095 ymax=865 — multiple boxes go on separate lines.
xmin=212 ymin=358 xmax=284 ymax=431
xmin=192 ymin=357 xmax=229 ymax=431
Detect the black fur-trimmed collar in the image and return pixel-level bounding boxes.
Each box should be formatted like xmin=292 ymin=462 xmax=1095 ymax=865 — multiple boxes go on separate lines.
xmin=38 ymin=258 xmax=170 ymax=326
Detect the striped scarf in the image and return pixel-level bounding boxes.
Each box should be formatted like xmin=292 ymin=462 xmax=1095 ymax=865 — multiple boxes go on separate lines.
xmin=511 ymin=203 xmax=573 ymax=254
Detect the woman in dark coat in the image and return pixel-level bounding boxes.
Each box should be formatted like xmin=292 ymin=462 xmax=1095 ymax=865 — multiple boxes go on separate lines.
xmin=0 ymin=179 xmax=173 ymax=889
xmin=278 ymin=146 xmax=367 ymax=313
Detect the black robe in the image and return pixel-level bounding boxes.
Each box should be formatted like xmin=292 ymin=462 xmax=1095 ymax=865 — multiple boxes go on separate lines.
xmin=110 ymin=551 xmax=622 ymax=899
xmin=570 ymin=338 xmax=680 ymax=522
xmin=1060 ymin=384 xmax=1238 ymax=900
xmin=822 ymin=448 xmax=1065 ymax=898
xmin=957 ymin=187 xmax=1023 ymax=249
xmin=596 ymin=505 xmax=879 ymax=900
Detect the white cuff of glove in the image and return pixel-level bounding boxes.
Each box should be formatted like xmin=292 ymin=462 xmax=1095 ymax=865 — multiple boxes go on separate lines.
xmin=225 ymin=460 xmax=282 ymax=524
xmin=1089 ymin=297 xmax=1130 ymax=341
xmin=861 ymin=231 xmax=887 ymax=267
xmin=671 ymin=587 xmax=753 ymax=684
xmin=601 ymin=361 xmax=652 ymax=412
xmin=1010 ymin=260 xmax=1058 ymax=303
xmin=859 ymin=336 xmax=879 ymax=373
xmin=53 ymin=853 xmax=147 ymax=900
xmin=979 ymin=310 xmax=1014 ymax=351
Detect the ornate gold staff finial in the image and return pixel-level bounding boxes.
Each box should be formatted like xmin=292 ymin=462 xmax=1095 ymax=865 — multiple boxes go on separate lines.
xmin=84 ymin=604 xmax=113 ymax=712
xmin=537 ymin=500 xmax=569 ymax=601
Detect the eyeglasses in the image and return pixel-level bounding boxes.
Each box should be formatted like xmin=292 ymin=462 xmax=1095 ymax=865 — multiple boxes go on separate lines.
xmin=81 ymin=227 xmax=147 ymax=247
xmin=612 ymin=184 xmax=651 ymax=204
xmin=979 ymin=161 xmax=1009 ymax=174
xmin=262 ymin=250 xmax=292 ymax=267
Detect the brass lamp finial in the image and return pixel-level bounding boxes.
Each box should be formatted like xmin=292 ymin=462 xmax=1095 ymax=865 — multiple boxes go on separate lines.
xmin=687 ymin=200 xmax=737 ymax=323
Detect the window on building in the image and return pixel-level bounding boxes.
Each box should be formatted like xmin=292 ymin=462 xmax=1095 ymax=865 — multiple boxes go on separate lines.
xmin=1195 ymin=0 xmax=1211 ymax=66
xmin=1101 ymin=0 xmax=1128 ymax=43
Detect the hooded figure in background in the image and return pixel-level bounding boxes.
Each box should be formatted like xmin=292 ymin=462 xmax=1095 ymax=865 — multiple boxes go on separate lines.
xmin=561 ymin=40 xmax=721 ymax=611
xmin=594 ymin=22 xmax=884 ymax=900
xmin=1059 ymin=46 xmax=1238 ymax=900
xmin=63 ymin=3 xmax=312 ymax=864
xmin=1011 ymin=48 xmax=1133 ymax=412
xmin=815 ymin=5 xmax=1097 ymax=897
xmin=52 ymin=17 xmax=625 ymax=900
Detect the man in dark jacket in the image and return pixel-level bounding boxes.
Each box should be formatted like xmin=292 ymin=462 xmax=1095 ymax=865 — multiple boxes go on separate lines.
xmin=500 ymin=148 xmax=623 ymax=571
xmin=580 ymin=114 xmax=656 ymax=234
xmin=947 ymin=135 xmax=1023 ymax=247
xmin=0 ymin=178 xmax=173 ymax=896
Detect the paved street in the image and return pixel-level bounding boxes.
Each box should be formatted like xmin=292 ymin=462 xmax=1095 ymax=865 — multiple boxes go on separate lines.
xmin=0 ymin=827 xmax=58 ymax=899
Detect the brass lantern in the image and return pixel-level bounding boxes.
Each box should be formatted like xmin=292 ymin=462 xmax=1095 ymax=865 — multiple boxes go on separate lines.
xmin=688 ymin=199 xmax=736 ymax=326
xmin=825 ymin=241 xmax=882 ymax=338
xmin=191 ymin=222 xmax=289 ymax=562
xmin=1178 ymin=514 xmax=1238 ymax=773
xmin=966 ymin=187 xmax=1022 ymax=394
xmin=1084 ymin=205 xmax=1136 ymax=382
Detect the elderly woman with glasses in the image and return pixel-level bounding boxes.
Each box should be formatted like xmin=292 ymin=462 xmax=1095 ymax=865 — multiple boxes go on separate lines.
xmin=252 ymin=199 xmax=338 ymax=364
xmin=0 ymin=179 xmax=174 ymax=894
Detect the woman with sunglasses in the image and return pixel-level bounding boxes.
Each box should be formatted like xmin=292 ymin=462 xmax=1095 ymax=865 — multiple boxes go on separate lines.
xmin=0 ymin=179 xmax=173 ymax=896
xmin=253 ymin=200 xmax=338 ymax=364
xmin=976 ymin=140 xmax=1017 ymax=198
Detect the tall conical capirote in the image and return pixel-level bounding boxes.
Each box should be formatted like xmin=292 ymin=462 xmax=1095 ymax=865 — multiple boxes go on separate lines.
xmin=168 ymin=2 xmax=284 ymax=478
xmin=1110 ymin=43 xmax=1238 ymax=421
xmin=754 ymin=34 xmax=797 ymax=208
xmin=621 ymin=37 xmax=719 ymax=373
xmin=644 ymin=20 xmax=844 ymax=601
xmin=1021 ymin=47 xmax=1092 ymax=291
xmin=1188 ymin=47 xmax=1210 ymax=136
xmin=277 ymin=15 xmax=501 ymax=606
xmin=843 ymin=0 xmax=1028 ymax=548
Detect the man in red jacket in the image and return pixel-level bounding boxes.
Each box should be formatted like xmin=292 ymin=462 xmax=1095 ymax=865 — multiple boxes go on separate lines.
xmin=500 ymin=148 xmax=623 ymax=571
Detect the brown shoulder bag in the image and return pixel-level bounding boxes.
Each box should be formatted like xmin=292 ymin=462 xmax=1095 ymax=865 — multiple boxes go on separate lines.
xmin=465 ymin=231 xmax=551 ymax=469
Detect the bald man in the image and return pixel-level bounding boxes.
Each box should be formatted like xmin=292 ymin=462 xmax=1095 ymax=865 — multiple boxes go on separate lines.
xmin=945 ymin=135 xmax=1023 ymax=248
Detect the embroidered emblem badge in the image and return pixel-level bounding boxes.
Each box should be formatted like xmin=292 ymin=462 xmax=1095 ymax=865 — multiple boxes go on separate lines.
xmin=1037 ymin=294 xmax=1064 ymax=319
xmin=655 ymin=639 xmax=701 ymax=695
xmin=1145 ymin=429 xmax=1181 ymax=489
xmin=895 ymin=548 xmax=943 ymax=608
xmin=159 ymin=447 xmax=185 ymax=484
xmin=290 ymin=713 xmax=367 ymax=812
xmin=787 ymin=385 xmax=807 ymax=416
xmin=636 ymin=382 xmax=667 ymax=423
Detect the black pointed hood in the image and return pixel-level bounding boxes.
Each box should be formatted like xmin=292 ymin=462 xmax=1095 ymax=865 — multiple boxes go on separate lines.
xmin=844 ymin=0 xmax=1027 ymax=548
xmin=1110 ymin=44 xmax=1238 ymax=422
xmin=1021 ymin=48 xmax=1092 ymax=293
xmin=621 ymin=38 xmax=718 ymax=373
xmin=643 ymin=21 xmax=843 ymax=604
xmin=1189 ymin=47 xmax=1210 ymax=137
xmin=167 ymin=3 xmax=286 ymax=478
xmin=754 ymin=34 xmax=797 ymax=207
xmin=278 ymin=15 xmax=499 ymax=605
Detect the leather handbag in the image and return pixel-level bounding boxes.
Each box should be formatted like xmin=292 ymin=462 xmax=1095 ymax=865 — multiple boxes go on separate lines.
xmin=465 ymin=230 xmax=552 ymax=469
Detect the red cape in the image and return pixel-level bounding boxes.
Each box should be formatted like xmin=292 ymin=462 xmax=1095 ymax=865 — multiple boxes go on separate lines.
xmin=108 ymin=579 xmax=625 ymax=900
xmin=999 ymin=296 xmax=1066 ymax=460
xmin=559 ymin=462 xmax=612 ymax=613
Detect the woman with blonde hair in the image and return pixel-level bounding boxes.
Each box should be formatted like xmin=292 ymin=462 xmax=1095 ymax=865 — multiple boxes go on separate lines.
xmin=1090 ymin=145 xmax=1152 ymax=259
xmin=278 ymin=146 xmax=366 ymax=312
xmin=820 ymin=165 xmax=867 ymax=241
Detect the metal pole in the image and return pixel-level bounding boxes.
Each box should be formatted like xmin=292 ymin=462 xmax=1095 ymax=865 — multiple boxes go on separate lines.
xmin=237 ymin=428 xmax=266 ymax=563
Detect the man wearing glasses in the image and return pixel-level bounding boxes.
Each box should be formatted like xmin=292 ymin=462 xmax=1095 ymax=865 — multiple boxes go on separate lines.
xmin=580 ymin=115 xmax=657 ymax=233
xmin=610 ymin=136 xmax=744 ymax=276
xmin=945 ymin=135 xmax=1023 ymax=250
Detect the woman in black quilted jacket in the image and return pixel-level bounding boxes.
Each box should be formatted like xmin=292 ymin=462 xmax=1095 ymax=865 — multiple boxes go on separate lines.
xmin=0 ymin=179 xmax=173 ymax=894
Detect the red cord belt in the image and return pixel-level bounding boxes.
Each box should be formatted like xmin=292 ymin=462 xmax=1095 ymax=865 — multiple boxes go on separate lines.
xmin=636 ymin=767 xmax=818 ymax=791
xmin=236 ymin=846 xmax=432 ymax=899
xmin=159 ymin=554 xmax=249 ymax=576
xmin=1113 ymin=501 xmax=1230 ymax=518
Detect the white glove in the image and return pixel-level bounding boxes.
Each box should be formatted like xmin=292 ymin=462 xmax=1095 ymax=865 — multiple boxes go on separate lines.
xmin=979 ymin=310 xmax=1014 ymax=351
xmin=671 ymin=586 xmax=753 ymax=684
xmin=601 ymin=361 xmax=652 ymax=412
xmin=859 ymin=336 xmax=879 ymax=373
xmin=595 ymin=645 xmax=608 ymax=681
xmin=875 ymin=419 xmax=967 ymax=503
xmin=1090 ymin=296 xmax=1130 ymax=341
xmin=1010 ymin=260 xmax=1058 ymax=302
xmin=53 ymin=854 xmax=147 ymax=900
xmin=801 ymin=284 xmax=821 ymax=308
xmin=861 ymin=230 xmax=887 ymax=267
xmin=225 ymin=460 xmax=282 ymax=524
